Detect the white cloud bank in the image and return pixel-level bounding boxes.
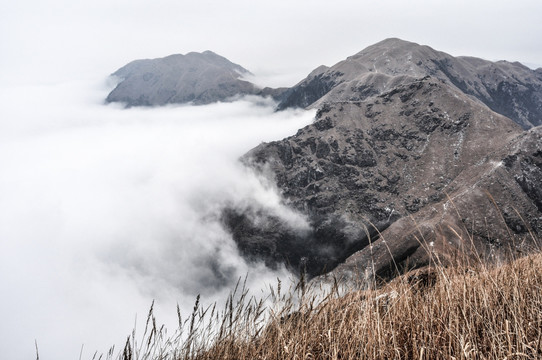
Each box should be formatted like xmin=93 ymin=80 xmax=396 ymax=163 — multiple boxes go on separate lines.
xmin=2 ymin=1 xmax=541 ymax=358
xmin=0 ymin=79 xmax=315 ymax=360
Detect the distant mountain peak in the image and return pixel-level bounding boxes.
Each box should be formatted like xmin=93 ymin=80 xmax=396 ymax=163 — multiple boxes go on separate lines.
xmin=106 ymin=50 xmax=259 ymax=107
xmin=350 ymin=38 xmax=426 ymax=56
xmin=367 ymin=37 xmax=418 ymax=47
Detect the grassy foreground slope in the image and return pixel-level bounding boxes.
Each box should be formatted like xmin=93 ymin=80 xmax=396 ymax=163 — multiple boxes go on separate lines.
xmin=114 ymin=246 xmax=542 ymax=360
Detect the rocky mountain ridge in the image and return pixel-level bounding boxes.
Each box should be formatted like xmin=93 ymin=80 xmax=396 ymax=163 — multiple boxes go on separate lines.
xmin=225 ymin=75 xmax=541 ymax=279
xmin=277 ymin=38 xmax=542 ymax=130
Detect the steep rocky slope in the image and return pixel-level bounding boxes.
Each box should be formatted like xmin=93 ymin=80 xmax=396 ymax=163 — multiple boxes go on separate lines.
xmin=224 ymin=76 xmax=542 ymax=278
xmin=106 ymin=51 xmax=271 ymax=106
xmin=278 ymin=38 xmax=542 ymax=129
xmin=327 ymin=124 xmax=542 ymax=281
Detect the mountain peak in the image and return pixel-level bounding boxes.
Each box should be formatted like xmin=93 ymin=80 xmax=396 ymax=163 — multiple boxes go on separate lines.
xmin=106 ymin=50 xmax=258 ymax=107
xmin=278 ymin=39 xmax=542 ymax=129
xmin=351 ymin=38 xmax=425 ymax=56
xmin=370 ymin=37 xmax=419 ymax=47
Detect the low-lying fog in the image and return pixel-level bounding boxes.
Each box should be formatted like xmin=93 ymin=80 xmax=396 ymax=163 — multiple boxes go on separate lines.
xmin=0 ymin=79 xmax=315 ymax=359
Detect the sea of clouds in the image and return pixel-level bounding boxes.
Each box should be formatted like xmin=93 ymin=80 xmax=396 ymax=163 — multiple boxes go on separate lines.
xmin=0 ymin=78 xmax=315 ymax=359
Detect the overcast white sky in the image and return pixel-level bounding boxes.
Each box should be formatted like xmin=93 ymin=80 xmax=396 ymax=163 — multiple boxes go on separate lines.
xmin=1 ymin=0 xmax=541 ymax=359
xmin=1 ymin=0 xmax=541 ymax=87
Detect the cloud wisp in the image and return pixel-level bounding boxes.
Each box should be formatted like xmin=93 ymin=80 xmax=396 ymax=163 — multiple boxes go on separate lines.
xmin=0 ymin=80 xmax=315 ymax=359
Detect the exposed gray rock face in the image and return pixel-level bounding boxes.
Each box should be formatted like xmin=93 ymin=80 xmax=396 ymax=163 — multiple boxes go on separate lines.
xmin=278 ymin=38 xmax=542 ymax=129
xmin=328 ymin=124 xmax=542 ymax=282
xmin=225 ymin=76 xmax=542 ymax=278
xmin=106 ymin=51 xmax=266 ymax=106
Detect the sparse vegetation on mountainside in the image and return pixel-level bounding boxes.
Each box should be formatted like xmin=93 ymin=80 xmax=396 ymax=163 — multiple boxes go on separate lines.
xmin=100 ymin=231 xmax=541 ymax=360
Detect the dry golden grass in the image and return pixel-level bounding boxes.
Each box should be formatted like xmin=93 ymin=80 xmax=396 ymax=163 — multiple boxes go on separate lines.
xmin=197 ymin=255 xmax=542 ymax=359
xmin=104 ymin=247 xmax=542 ymax=360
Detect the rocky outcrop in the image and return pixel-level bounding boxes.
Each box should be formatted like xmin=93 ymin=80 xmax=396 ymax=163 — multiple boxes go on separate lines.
xmin=106 ymin=51 xmax=272 ymax=107
xmin=278 ymin=38 xmax=542 ymax=129
xmin=225 ymin=76 xmax=542 ymax=278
